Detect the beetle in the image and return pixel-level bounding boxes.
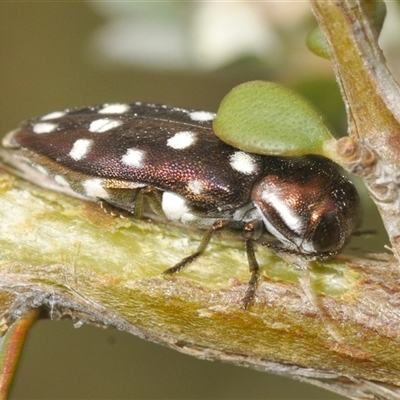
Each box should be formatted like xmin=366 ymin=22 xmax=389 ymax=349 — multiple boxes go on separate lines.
xmin=0 ymin=102 xmax=361 ymax=308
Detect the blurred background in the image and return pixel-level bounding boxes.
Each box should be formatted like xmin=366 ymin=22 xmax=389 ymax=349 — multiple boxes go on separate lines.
xmin=1 ymin=2 xmax=399 ymax=399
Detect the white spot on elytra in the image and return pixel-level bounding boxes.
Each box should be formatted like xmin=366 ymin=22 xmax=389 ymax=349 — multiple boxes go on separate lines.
xmin=69 ymin=138 xmax=93 ymax=161
xmin=167 ymin=131 xmax=197 ymax=150
xmin=189 ymin=111 xmax=215 ymax=122
xmin=162 ymin=192 xmax=190 ymax=221
xmin=41 ymin=111 xmax=66 ymax=120
xmin=121 ymin=148 xmax=145 ymax=168
xmin=98 ymin=103 xmax=130 ymax=114
xmin=188 ymin=180 xmax=204 ymax=195
xmin=89 ymin=118 xmax=123 ymax=133
xmin=54 ymin=175 xmax=70 ymax=187
xmin=33 ymin=122 xmax=58 ymax=134
xmin=82 ymin=178 xmax=109 ymax=199
xmin=229 ymin=151 xmax=257 ymax=175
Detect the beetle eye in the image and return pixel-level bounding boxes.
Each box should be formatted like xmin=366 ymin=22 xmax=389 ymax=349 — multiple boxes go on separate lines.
xmin=312 ymin=213 xmax=342 ymax=253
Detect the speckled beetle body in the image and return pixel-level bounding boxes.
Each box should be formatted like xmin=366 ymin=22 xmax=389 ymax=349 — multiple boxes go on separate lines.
xmin=0 ymin=102 xmax=361 ymax=307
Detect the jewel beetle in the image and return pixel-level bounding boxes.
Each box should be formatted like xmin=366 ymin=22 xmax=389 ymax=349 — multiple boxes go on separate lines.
xmin=0 ymin=102 xmax=361 ymax=308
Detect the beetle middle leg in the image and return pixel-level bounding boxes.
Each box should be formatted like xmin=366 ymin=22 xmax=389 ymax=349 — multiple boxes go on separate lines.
xmin=97 ymin=186 xmax=164 ymax=219
xmin=163 ymin=220 xmax=229 ymax=275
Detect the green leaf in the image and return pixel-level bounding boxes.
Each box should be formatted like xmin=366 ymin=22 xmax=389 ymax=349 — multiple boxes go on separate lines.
xmin=213 ymin=81 xmax=334 ymax=156
xmin=308 ymin=1 xmax=386 ymax=60
xmin=306 ymin=26 xmax=330 ymax=60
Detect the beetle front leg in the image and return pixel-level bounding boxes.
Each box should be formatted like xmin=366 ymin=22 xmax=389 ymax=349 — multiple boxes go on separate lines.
xmin=242 ymin=221 xmax=262 ymax=309
xmin=163 ymin=220 xmax=229 ymax=275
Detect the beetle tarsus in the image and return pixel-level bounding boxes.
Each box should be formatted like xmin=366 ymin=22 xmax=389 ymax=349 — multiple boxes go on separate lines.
xmin=242 ymin=271 xmax=259 ymax=310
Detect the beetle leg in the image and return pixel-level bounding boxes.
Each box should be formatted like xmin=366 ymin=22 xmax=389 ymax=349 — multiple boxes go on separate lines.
xmin=163 ymin=220 xmax=229 ymax=275
xmin=97 ymin=186 xmax=165 ymax=220
xmin=262 ymin=241 xmax=336 ymax=260
xmin=140 ymin=186 xmax=165 ymax=218
xmin=98 ymin=198 xmax=135 ymax=218
xmin=242 ymin=221 xmax=261 ymax=309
